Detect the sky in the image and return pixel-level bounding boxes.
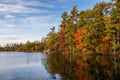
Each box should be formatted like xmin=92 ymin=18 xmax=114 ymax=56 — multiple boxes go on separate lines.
xmin=0 ymin=0 xmax=111 ymax=46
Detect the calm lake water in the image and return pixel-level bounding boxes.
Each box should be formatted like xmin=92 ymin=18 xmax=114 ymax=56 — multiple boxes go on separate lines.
xmin=0 ymin=52 xmax=119 ymax=80
xmin=0 ymin=52 xmax=61 ymax=80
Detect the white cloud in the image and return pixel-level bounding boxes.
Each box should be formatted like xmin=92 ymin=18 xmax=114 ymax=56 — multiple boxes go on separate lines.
xmin=0 ymin=35 xmax=41 ymax=46
xmin=0 ymin=21 xmax=5 ymax=24
xmin=0 ymin=0 xmax=16 ymax=3
xmin=4 ymin=15 xmax=15 ymax=19
xmin=0 ymin=3 xmax=43 ymax=13
xmin=19 ymin=0 xmax=54 ymax=8
xmin=4 ymin=24 xmax=15 ymax=28
xmin=22 ymin=16 xmax=54 ymax=24
xmin=21 ymin=15 xmax=61 ymax=25
xmin=0 ymin=0 xmax=54 ymax=14
xmin=0 ymin=20 xmax=15 ymax=27
xmin=0 ymin=27 xmax=13 ymax=35
xmin=20 ymin=16 xmax=59 ymax=34
xmin=0 ymin=0 xmax=54 ymax=8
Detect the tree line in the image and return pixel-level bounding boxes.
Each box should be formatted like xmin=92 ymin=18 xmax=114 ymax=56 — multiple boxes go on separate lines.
xmin=0 ymin=41 xmax=45 ymax=52
xmin=0 ymin=0 xmax=120 ymax=54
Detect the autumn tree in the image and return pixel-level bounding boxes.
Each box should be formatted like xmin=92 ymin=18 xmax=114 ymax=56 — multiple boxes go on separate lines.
xmin=45 ymin=27 xmax=59 ymax=53
xmin=59 ymin=6 xmax=79 ymax=53
xmin=110 ymin=0 xmax=120 ymax=53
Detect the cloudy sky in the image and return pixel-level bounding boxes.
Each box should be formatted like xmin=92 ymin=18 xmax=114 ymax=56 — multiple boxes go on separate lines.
xmin=0 ymin=0 xmax=111 ymax=46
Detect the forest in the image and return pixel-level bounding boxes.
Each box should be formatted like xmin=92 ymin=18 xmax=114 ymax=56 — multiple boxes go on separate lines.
xmin=0 ymin=0 xmax=120 ymax=54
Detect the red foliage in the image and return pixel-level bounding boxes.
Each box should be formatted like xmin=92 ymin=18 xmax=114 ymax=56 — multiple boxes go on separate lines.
xmin=74 ymin=28 xmax=88 ymax=51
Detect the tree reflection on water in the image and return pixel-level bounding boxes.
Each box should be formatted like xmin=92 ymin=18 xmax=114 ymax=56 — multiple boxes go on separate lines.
xmin=44 ymin=53 xmax=120 ymax=80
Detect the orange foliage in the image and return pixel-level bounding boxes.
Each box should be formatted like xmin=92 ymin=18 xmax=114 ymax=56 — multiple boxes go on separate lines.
xmin=76 ymin=43 xmax=84 ymax=48
xmin=81 ymin=28 xmax=87 ymax=34
xmin=76 ymin=60 xmax=85 ymax=67
xmin=102 ymin=35 xmax=110 ymax=41
xmin=74 ymin=31 xmax=83 ymax=40
xmin=74 ymin=28 xmax=88 ymax=51
xmin=100 ymin=35 xmax=111 ymax=52
xmin=100 ymin=43 xmax=109 ymax=53
xmin=74 ymin=28 xmax=88 ymax=41
xmin=75 ymin=60 xmax=89 ymax=80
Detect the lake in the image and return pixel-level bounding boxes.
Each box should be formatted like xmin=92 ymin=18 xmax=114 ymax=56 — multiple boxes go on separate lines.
xmin=0 ymin=52 xmax=61 ymax=80
xmin=0 ymin=52 xmax=119 ymax=80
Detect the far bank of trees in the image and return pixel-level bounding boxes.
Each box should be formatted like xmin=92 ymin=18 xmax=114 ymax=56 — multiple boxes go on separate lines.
xmin=0 ymin=0 xmax=120 ymax=54
xmin=0 ymin=41 xmax=45 ymax=52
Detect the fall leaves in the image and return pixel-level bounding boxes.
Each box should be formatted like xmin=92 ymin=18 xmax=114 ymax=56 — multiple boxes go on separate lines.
xmin=74 ymin=29 xmax=88 ymax=52
xmin=0 ymin=0 xmax=120 ymax=54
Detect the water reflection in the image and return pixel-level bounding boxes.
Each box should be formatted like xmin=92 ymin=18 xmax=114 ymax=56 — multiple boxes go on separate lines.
xmin=0 ymin=52 xmax=46 ymax=69
xmin=0 ymin=52 xmax=61 ymax=80
xmin=45 ymin=53 xmax=120 ymax=80
xmin=0 ymin=52 xmax=119 ymax=80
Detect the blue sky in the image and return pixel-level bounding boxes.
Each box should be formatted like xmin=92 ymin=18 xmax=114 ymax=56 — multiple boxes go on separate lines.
xmin=0 ymin=0 xmax=111 ymax=46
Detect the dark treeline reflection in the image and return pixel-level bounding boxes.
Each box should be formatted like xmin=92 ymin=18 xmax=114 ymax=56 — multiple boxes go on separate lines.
xmin=44 ymin=54 xmax=120 ymax=80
